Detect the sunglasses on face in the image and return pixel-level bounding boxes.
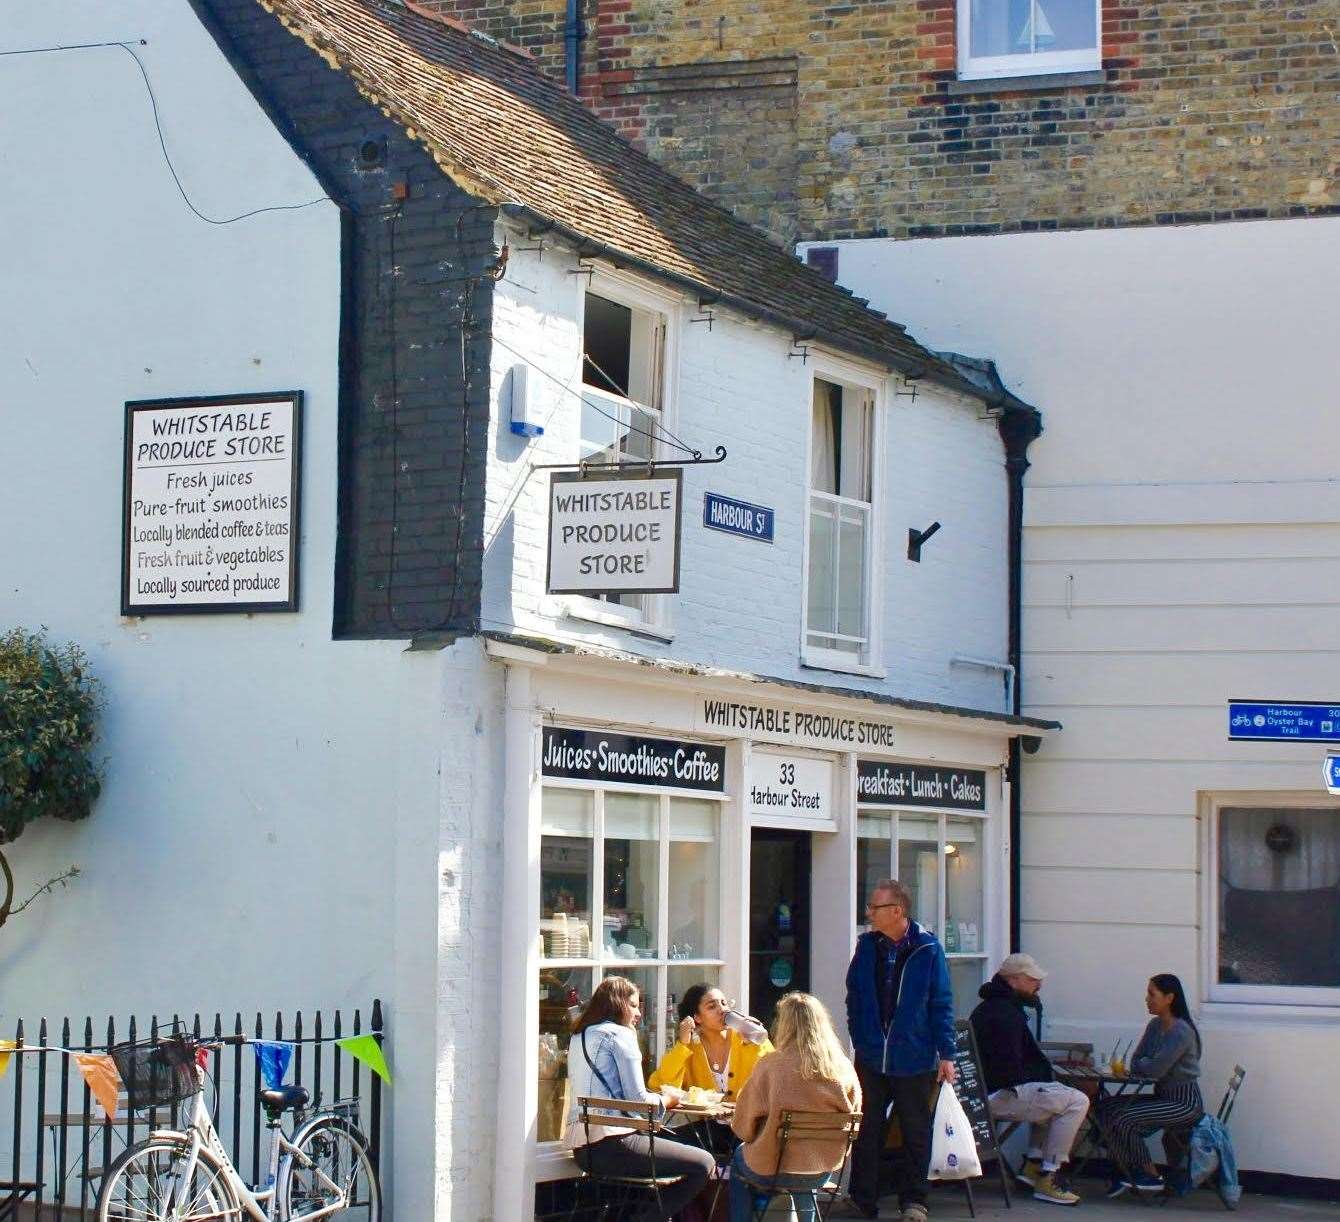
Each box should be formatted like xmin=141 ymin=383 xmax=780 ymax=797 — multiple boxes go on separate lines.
xmin=867 ymin=902 xmax=901 ymax=912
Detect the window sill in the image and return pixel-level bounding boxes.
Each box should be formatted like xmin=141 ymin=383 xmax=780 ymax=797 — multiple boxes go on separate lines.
xmin=800 ymin=651 xmax=887 ymax=680
xmin=559 ymin=599 xmax=675 ymax=644
xmin=948 ymin=69 xmax=1106 ymax=96
xmin=1202 ymin=998 xmax=1340 ymax=1021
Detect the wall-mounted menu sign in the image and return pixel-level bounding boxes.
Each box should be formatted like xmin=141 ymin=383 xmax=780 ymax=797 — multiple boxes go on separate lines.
xmin=857 ymin=761 xmax=987 ymax=811
xmin=547 ymin=469 xmax=682 ymax=595
xmin=542 ymin=726 xmax=725 ymax=793
xmin=122 ymin=392 xmax=301 ymax=615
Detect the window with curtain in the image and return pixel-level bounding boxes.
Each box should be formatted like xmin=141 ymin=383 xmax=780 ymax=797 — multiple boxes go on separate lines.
xmin=807 ymin=377 xmax=874 ymax=661
xmin=959 ymin=0 xmax=1102 ymax=80
xmin=1217 ymin=804 xmax=1340 ymax=991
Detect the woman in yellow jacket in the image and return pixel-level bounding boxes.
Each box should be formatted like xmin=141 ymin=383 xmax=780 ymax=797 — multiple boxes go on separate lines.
xmin=651 ymin=984 xmax=773 ymax=1157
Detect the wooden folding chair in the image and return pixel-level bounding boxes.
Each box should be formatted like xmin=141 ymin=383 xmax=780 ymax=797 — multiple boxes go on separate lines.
xmin=568 ymin=1095 xmax=683 ymax=1221
xmin=741 ymin=1109 xmax=861 ymax=1222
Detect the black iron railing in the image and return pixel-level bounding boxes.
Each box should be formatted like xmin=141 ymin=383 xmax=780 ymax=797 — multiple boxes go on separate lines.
xmin=1 ymin=1000 xmax=384 ymax=1221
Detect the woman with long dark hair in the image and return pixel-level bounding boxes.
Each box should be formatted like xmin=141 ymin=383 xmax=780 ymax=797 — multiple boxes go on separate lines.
xmin=563 ymin=975 xmax=715 ymax=1219
xmin=1101 ymin=974 xmax=1203 ymax=1196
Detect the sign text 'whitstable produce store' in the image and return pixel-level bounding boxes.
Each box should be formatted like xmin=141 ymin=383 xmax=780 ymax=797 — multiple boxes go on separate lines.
xmin=122 ymin=392 xmax=302 ymax=615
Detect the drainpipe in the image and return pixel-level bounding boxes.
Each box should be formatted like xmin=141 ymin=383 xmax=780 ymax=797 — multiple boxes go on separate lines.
xmin=997 ymin=404 xmax=1043 ymax=952
xmin=564 ymin=0 xmax=586 ymax=94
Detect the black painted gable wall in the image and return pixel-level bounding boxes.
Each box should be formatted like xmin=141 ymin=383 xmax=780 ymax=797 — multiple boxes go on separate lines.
xmin=191 ymin=0 xmax=496 ymax=638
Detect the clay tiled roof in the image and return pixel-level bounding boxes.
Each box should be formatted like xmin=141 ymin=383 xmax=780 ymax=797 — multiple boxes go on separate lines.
xmin=257 ymin=0 xmax=994 ymax=391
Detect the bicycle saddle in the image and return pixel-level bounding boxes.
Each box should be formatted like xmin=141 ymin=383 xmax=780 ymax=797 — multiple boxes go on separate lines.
xmin=259 ymin=1084 xmax=311 ymax=1112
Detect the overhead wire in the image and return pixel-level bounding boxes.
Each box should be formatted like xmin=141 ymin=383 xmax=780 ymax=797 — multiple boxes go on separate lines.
xmin=0 ymin=38 xmax=331 ymax=225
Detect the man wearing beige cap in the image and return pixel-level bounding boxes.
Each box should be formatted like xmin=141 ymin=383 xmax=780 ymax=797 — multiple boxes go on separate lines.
xmin=970 ymin=954 xmax=1088 ymax=1206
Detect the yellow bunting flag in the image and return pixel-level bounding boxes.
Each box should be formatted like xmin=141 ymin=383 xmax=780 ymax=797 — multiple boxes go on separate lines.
xmin=0 ymin=1040 xmax=15 ymax=1080
xmin=336 ymin=1035 xmax=391 ymax=1085
xmin=75 ymin=1053 xmax=122 ymax=1120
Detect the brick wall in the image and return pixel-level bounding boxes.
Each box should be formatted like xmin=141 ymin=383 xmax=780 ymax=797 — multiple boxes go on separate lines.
xmin=426 ymin=0 xmax=1340 ymax=245
xmin=196 ymin=0 xmax=498 ymax=638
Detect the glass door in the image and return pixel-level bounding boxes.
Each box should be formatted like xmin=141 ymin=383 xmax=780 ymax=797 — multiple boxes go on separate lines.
xmin=749 ymin=828 xmax=812 ymax=1030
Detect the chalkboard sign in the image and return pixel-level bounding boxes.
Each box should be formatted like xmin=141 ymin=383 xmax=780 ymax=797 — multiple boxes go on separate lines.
xmin=951 ymin=1019 xmax=998 ymax=1158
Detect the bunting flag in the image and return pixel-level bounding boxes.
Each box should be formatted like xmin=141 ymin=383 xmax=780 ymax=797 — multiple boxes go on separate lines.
xmin=75 ymin=1053 xmax=121 ymax=1120
xmin=0 ymin=1039 xmax=15 ymax=1080
xmin=254 ymin=1041 xmax=294 ymax=1089
xmin=336 ymin=1034 xmax=391 ymax=1085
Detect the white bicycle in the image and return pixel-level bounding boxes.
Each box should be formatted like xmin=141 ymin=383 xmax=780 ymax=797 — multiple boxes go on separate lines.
xmin=95 ymin=1034 xmax=381 ymax=1222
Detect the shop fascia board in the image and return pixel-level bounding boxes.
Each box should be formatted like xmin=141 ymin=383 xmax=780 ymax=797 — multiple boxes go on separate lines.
xmin=481 ymin=631 xmax=1059 ymax=744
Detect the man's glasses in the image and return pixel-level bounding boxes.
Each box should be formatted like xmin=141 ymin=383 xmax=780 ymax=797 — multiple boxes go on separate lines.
xmin=867 ymin=902 xmax=900 ymax=912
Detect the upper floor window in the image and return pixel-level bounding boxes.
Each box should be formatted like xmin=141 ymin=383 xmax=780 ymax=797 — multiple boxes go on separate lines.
xmin=958 ymin=0 xmax=1101 ymax=80
xmin=1208 ymin=794 xmax=1340 ymax=1007
xmin=576 ymin=290 xmax=667 ymax=625
xmin=805 ymin=377 xmax=875 ymax=666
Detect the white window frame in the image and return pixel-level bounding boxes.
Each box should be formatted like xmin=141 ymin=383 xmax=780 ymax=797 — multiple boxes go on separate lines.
xmin=1202 ymin=790 xmax=1340 ymax=1011
xmin=854 ymin=805 xmax=990 ymax=986
xmin=957 ymin=0 xmax=1103 ymax=81
xmin=536 ymin=780 xmax=729 ymax=1153
xmin=801 ymin=358 xmax=886 ymax=678
xmin=560 ymin=270 xmax=681 ymax=639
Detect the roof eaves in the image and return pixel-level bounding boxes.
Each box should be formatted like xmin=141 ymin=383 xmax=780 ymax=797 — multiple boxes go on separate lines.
xmin=500 ymin=203 xmax=1003 ymax=405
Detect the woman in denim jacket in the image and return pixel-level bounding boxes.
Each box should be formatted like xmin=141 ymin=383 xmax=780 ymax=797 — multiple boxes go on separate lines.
xmin=565 ymin=975 xmax=715 ymax=1219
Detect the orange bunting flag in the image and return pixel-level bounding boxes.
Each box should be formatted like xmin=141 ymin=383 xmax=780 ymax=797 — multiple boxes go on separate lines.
xmin=75 ymin=1053 xmax=122 ymax=1120
xmin=0 ymin=1040 xmax=15 ymax=1080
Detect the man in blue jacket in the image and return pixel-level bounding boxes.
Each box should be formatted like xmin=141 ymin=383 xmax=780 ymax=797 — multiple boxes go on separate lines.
xmin=844 ymin=879 xmax=956 ymax=1222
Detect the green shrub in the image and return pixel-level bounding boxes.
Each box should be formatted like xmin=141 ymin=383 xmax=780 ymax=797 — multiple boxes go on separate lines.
xmin=0 ymin=628 xmax=103 ymax=844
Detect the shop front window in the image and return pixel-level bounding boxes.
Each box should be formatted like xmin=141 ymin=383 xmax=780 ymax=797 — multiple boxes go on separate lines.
xmin=536 ymin=786 xmax=725 ymax=1144
xmin=857 ymin=805 xmax=989 ymax=1017
xmin=1210 ymin=797 xmax=1340 ymax=1005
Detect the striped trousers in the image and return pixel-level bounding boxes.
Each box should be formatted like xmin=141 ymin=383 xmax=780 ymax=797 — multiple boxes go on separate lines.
xmin=1100 ymin=1081 xmax=1204 ymax=1172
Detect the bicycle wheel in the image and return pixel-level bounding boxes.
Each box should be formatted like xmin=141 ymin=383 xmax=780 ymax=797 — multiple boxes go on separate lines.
xmin=97 ymin=1138 xmax=241 ymax=1222
xmin=280 ymin=1115 xmax=380 ymax=1221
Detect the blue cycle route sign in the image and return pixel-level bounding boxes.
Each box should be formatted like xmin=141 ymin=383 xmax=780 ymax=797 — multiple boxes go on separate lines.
xmin=1228 ymin=700 xmax=1340 ymax=743
xmin=703 ymin=491 xmax=774 ymax=543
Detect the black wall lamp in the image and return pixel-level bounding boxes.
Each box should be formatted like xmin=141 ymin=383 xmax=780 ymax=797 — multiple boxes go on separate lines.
xmin=907 ymin=521 xmax=942 ymax=562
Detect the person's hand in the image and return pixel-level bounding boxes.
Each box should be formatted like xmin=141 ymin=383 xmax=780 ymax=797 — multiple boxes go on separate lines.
xmin=677 ymin=1016 xmax=696 ymax=1047
xmin=937 ymin=1059 xmax=957 ymax=1085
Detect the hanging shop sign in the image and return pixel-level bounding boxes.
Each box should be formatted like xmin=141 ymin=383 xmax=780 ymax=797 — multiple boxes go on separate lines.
xmin=748 ymin=751 xmax=835 ymax=828
xmin=703 ymin=491 xmax=774 ymax=543
xmin=121 ymin=392 xmax=302 ymax=615
xmin=1228 ymin=700 xmax=1340 ymax=743
xmin=546 ymin=469 xmax=682 ymax=595
xmin=857 ymin=761 xmax=987 ymax=812
xmin=698 ymin=696 xmax=897 ymax=753
xmin=541 ymin=726 xmax=725 ymax=793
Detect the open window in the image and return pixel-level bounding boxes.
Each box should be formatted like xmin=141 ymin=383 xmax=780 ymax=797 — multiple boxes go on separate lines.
xmin=574 ymin=290 xmax=668 ymax=628
xmin=805 ymin=377 xmax=876 ymax=668
xmin=958 ymin=0 xmax=1102 ymax=81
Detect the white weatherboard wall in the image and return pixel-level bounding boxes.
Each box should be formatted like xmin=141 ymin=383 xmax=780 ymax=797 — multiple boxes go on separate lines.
xmin=814 ymin=217 xmax=1340 ymax=1179
xmin=483 ymin=230 xmax=1012 ymax=714
xmin=0 ymin=6 xmax=499 ymax=1217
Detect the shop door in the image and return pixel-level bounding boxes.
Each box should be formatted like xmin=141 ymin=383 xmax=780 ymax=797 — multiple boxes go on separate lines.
xmin=748 ymin=828 xmax=812 ymax=1030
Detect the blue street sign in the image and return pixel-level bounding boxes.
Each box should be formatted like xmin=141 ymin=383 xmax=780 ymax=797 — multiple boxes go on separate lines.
xmin=1228 ymin=701 xmax=1340 ymax=743
xmin=703 ymin=491 xmax=774 ymax=543
xmin=1325 ymin=755 xmax=1340 ymax=796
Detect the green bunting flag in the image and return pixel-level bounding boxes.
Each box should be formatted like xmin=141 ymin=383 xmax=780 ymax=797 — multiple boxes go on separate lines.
xmin=337 ymin=1034 xmax=391 ymax=1085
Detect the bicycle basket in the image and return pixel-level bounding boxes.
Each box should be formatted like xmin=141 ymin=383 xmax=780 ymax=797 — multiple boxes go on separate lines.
xmin=109 ymin=1038 xmax=200 ymax=1111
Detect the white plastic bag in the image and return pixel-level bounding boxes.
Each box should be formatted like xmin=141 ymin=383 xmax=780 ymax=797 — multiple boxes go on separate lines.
xmin=928 ymin=1083 xmax=982 ymax=1181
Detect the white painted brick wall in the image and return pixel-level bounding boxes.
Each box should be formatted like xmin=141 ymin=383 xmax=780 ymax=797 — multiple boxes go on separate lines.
xmin=483 ymin=225 xmax=1010 ymax=713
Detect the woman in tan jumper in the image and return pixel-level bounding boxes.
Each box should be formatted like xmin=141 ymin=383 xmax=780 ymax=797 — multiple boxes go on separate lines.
xmin=728 ymin=992 xmax=862 ymax=1221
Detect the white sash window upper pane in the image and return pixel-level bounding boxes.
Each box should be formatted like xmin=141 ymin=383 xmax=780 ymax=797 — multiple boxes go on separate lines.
xmin=960 ymin=0 xmax=1102 ymax=80
xmin=807 ymin=377 xmax=874 ymax=660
